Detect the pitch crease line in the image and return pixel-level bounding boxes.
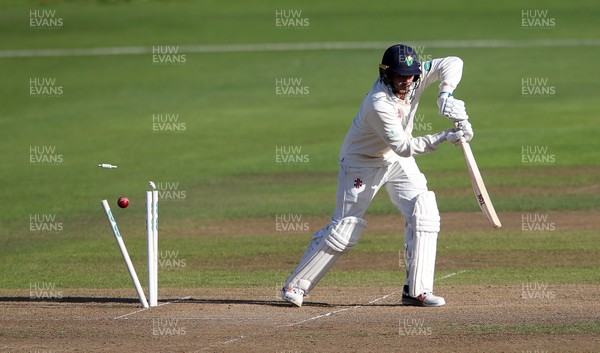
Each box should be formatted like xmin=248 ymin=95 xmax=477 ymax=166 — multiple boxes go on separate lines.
xmin=438 ymin=270 xmax=468 ymax=281
xmin=113 ymin=296 xmax=191 ymax=320
xmin=113 ymin=307 xmax=146 ymax=320
xmin=285 ymin=291 xmax=396 ymax=327
xmin=199 ymin=291 xmax=396 ymax=351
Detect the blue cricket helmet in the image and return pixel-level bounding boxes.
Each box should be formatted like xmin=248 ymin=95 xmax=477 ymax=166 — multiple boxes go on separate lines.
xmin=379 ymin=44 xmax=422 ymax=78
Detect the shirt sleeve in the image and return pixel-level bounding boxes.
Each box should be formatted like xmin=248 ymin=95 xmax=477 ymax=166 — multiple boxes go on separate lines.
xmin=418 ymin=56 xmax=463 ymax=95
xmin=366 ymin=101 xmax=446 ymax=157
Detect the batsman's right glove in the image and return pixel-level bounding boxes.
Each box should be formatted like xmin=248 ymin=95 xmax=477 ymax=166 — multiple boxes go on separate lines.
xmin=444 ymin=120 xmax=474 ymax=145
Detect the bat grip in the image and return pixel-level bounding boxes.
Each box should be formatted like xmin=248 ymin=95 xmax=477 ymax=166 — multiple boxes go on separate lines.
xmin=454 ymin=122 xmax=467 ymax=144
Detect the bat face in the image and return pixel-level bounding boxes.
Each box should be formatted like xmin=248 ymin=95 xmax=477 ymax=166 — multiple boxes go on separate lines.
xmin=477 ymin=194 xmax=485 ymax=206
xmin=458 ymin=138 xmax=502 ymax=228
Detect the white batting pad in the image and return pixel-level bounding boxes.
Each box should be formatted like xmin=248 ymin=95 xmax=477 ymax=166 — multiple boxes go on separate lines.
xmin=285 ymin=217 xmax=367 ymax=293
xmin=405 ymin=191 xmax=440 ymax=297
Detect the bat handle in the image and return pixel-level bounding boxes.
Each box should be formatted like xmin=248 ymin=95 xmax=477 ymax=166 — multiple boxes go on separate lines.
xmin=453 ymin=122 xmax=467 ymax=144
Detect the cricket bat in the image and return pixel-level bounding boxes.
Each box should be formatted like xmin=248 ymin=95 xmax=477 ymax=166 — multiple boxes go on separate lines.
xmin=457 ymin=136 xmax=502 ymax=228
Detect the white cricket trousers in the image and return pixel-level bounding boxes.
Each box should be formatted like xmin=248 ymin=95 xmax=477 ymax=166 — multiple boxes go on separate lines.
xmin=283 ymin=156 xmax=436 ymax=295
xmin=333 ymin=156 xmax=429 ymax=224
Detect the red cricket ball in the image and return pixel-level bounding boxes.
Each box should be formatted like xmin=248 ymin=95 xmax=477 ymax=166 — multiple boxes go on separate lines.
xmin=117 ymin=196 xmax=129 ymax=209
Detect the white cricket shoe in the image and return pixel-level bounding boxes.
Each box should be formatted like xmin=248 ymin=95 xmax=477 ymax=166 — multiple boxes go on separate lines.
xmin=281 ymin=287 xmax=305 ymax=307
xmin=402 ymin=286 xmax=446 ymax=307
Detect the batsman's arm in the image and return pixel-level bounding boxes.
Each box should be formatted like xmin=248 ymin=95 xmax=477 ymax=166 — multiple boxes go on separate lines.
xmin=367 ymin=107 xmax=447 ymax=157
xmin=417 ymin=56 xmax=463 ymax=97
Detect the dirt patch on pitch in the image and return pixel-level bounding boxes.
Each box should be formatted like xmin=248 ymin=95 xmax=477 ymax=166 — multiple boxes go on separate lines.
xmin=0 ymin=285 xmax=599 ymax=352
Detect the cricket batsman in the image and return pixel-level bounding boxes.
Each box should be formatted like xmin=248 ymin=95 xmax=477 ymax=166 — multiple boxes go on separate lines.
xmin=281 ymin=44 xmax=473 ymax=307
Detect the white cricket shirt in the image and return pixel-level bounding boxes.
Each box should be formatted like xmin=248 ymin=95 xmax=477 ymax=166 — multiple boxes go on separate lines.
xmin=339 ymin=56 xmax=464 ymax=167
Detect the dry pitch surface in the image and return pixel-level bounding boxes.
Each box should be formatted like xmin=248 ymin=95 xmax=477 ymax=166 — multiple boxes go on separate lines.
xmin=1 ymin=285 xmax=599 ymax=352
xmin=1 ymin=211 xmax=599 ymax=352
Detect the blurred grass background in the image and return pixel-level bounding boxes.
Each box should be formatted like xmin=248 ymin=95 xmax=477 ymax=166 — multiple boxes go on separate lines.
xmin=0 ymin=0 xmax=598 ymax=289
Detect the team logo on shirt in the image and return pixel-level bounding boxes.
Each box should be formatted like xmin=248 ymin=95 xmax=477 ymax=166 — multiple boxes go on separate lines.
xmin=385 ymin=129 xmax=399 ymax=142
xmin=354 ymin=178 xmax=363 ymax=189
xmin=422 ymin=61 xmax=432 ymax=72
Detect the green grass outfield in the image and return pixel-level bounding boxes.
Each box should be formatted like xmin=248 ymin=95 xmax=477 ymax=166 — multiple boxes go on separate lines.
xmin=0 ymin=0 xmax=598 ymax=290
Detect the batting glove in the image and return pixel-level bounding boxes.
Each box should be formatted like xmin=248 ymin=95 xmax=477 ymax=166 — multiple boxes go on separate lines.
xmin=437 ymin=92 xmax=469 ymax=122
xmin=445 ymin=121 xmax=474 ymax=145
